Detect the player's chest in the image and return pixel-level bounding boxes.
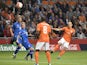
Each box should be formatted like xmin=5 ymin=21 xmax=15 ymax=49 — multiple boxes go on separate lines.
xmin=65 ymin=29 xmax=73 ymax=35
xmin=15 ymin=24 xmax=21 ymax=29
xmin=22 ymin=30 xmax=28 ymax=36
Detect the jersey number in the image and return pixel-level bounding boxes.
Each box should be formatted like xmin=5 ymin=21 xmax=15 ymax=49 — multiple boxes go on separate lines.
xmin=43 ymin=26 xmax=47 ymax=34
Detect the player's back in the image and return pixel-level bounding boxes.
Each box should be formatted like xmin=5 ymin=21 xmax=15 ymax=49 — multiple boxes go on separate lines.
xmin=37 ymin=22 xmax=51 ymax=42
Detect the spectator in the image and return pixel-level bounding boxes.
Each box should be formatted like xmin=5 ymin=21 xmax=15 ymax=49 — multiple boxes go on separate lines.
xmin=0 ymin=21 xmax=4 ymax=37
xmin=66 ymin=8 xmax=74 ymax=19
xmin=3 ymin=24 xmax=11 ymax=37
xmin=0 ymin=0 xmax=87 ymax=38
xmin=79 ymin=13 xmax=86 ymax=23
xmin=28 ymin=22 xmax=36 ymax=36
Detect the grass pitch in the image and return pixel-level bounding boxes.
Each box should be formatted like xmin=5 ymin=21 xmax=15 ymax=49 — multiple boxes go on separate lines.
xmin=0 ymin=51 xmax=87 ymax=65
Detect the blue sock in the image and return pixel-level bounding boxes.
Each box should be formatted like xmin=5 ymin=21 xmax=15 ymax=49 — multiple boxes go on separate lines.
xmin=26 ymin=50 xmax=34 ymax=59
xmin=14 ymin=46 xmax=21 ymax=55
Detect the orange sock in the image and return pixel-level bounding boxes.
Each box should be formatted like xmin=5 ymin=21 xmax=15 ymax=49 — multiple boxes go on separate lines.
xmin=54 ymin=44 xmax=59 ymax=52
xmin=35 ymin=51 xmax=39 ymax=64
xmin=58 ymin=50 xmax=65 ymax=57
xmin=46 ymin=51 xmax=51 ymax=63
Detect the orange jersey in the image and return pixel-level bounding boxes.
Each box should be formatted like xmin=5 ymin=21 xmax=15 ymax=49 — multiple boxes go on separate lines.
xmin=37 ymin=22 xmax=51 ymax=42
xmin=61 ymin=27 xmax=75 ymax=43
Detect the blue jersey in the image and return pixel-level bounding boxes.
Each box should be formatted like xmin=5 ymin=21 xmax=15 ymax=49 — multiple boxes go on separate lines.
xmin=17 ymin=28 xmax=33 ymax=50
xmin=12 ymin=21 xmax=21 ymax=36
xmin=19 ymin=28 xmax=29 ymax=42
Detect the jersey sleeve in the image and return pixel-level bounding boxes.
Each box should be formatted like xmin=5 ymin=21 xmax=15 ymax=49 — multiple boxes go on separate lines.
xmin=48 ymin=25 xmax=51 ymax=33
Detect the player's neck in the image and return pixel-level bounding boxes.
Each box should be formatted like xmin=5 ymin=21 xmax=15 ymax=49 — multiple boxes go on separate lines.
xmin=68 ymin=26 xmax=72 ymax=29
xmin=42 ymin=21 xmax=46 ymax=23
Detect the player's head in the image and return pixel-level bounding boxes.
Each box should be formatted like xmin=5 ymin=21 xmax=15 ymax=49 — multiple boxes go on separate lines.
xmin=16 ymin=15 xmax=22 ymax=22
xmin=21 ymin=22 xmax=26 ymax=29
xmin=68 ymin=21 xmax=73 ymax=28
xmin=41 ymin=17 xmax=46 ymax=22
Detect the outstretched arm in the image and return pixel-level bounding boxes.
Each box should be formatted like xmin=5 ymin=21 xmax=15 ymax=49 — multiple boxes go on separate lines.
xmin=52 ymin=28 xmax=62 ymax=31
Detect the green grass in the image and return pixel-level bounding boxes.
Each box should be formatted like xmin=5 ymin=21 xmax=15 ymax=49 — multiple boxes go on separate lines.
xmin=0 ymin=51 xmax=87 ymax=65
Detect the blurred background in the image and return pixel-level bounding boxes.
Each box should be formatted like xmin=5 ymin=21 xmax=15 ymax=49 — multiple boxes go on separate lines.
xmin=0 ymin=0 xmax=87 ymax=39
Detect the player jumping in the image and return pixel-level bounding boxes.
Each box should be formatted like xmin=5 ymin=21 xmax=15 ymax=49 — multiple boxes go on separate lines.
xmin=10 ymin=15 xmax=33 ymax=60
xmin=10 ymin=15 xmax=22 ymax=59
xmin=17 ymin=22 xmax=34 ymax=60
xmin=51 ymin=21 xmax=75 ymax=59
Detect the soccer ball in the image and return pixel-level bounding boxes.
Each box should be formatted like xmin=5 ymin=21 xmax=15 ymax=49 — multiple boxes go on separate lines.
xmin=16 ymin=2 xmax=23 ymax=8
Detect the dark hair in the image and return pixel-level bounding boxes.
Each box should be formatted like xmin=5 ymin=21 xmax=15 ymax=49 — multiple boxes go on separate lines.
xmin=41 ymin=17 xmax=46 ymax=22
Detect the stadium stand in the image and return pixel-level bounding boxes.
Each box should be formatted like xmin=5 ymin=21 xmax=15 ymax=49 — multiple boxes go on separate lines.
xmin=0 ymin=0 xmax=87 ymax=38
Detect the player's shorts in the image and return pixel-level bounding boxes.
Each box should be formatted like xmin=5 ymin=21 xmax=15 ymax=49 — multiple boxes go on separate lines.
xmin=22 ymin=40 xmax=33 ymax=50
xmin=58 ymin=37 xmax=69 ymax=49
xmin=35 ymin=42 xmax=50 ymax=51
xmin=17 ymin=37 xmax=33 ymax=50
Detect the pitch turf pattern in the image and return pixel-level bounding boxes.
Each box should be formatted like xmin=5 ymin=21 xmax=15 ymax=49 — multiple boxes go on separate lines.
xmin=0 ymin=51 xmax=87 ymax=65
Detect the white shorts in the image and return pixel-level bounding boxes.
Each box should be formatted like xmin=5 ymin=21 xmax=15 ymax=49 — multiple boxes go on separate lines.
xmin=35 ymin=42 xmax=50 ymax=51
xmin=58 ymin=38 xmax=69 ymax=49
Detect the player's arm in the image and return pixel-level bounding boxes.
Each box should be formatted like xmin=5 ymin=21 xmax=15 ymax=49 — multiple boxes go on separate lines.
xmin=52 ymin=28 xmax=62 ymax=31
xmin=10 ymin=26 xmax=14 ymax=37
xmin=50 ymin=31 xmax=57 ymax=39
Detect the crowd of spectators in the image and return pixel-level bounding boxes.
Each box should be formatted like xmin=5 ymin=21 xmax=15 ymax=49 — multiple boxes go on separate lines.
xmin=0 ymin=0 xmax=87 ymax=39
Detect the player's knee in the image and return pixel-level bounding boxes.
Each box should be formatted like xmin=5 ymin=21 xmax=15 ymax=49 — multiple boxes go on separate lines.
xmin=18 ymin=44 xmax=22 ymax=48
xmin=35 ymin=50 xmax=40 ymax=52
xmin=58 ymin=42 xmax=62 ymax=46
xmin=45 ymin=50 xmax=50 ymax=52
xmin=29 ymin=47 xmax=34 ymax=51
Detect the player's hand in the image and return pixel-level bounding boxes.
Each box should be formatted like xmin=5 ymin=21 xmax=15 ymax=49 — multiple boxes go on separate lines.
xmin=52 ymin=28 xmax=55 ymax=30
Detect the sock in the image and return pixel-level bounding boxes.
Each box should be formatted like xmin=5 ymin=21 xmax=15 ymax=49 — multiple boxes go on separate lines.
xmin=46 ymin=51 xmax=51 ymax=64
xmin=35 ymin=51 xmax=39 ymax=64
xmin=14 ymin=46 xmax=21 ymax=55
xmin=26 ymin=50 xmax=34 ymax=59
xmin=54 ymin=44 xmax=59 ymax=52
xmin=58 ymin=50 xmax=65 ymax=57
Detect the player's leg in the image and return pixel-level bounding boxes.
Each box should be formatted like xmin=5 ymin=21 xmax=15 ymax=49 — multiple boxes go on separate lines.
xmin=57 ymin=50 xmax=65 ymax=59
xmin=46 ymin=51 xmax=51 ymax=65
xmin=35 ymin=50 xmax=39 ymax=65
xmin=57 ymin=40 xmax=69 ymax=59
xmin=45 ymin=43 xmax=51 ymax=65
xmin=13 ymin=43 xmax=22 ymax=59
xmin=24 ymin=42 xmax=34 ymax=60
xmin=53 ymin=44 xmax=59 ymax=52
xmin=51 ymin=38 xmax=64 ymax=53
xmin=13 ymin=36 xmax=22 ymax=59
xmin=35 ymin=42 xmax=44 ymax=65
xmin=25 ymin=48 xmax=34 ymax=60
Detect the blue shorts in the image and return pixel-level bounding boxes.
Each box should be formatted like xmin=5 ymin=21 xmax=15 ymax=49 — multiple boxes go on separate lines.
xmin=13 ymin=35 xmax=22 ymax=45
xmin=17 ymin=38 xmax=33 ymax=50
xmin=22 ymin=41 xmax=33 ymax=50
